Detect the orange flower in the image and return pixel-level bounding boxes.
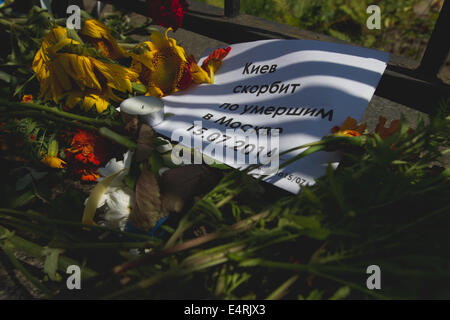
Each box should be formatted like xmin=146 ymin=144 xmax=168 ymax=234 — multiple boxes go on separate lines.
xmin=202 ymin=47 xmax=231 ymax=73
xmin=374 ymin=116 xmax=401 ymax=140
xmin=65 ymin=129 xmax=112 ymax=181
xmin=66 ymin=129 xmax=109 ymax=166
xmin=331 ymin=117 xmax=367 ymax=137
xmin=22 ymin=95 xmax=33 ymax=103
xmin=374 ymin=116 xmax=415 ymax=151
xmin=77 ymin=168 xmax=100 ymax=182
xmin=201 ymin=47 xmax=231 ymax=83
xmin=178 ymin=55 xmax=210 ymax=90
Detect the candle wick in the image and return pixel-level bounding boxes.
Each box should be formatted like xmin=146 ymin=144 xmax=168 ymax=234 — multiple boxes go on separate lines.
xmin=141 ymin=105 xmax=145 ymax=109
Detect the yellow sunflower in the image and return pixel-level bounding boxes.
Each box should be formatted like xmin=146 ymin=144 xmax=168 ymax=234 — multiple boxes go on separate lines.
xmin=80 ymin=19 xmax=127 ymax=60
xmin=32 ymin=26 xmax=68 ymax=91
xmin=131 ymin=28 xmax=193 ymax=97
xmin=65 ymin=90 xmax=110 ymax=113
xmin=33 ymin=30 xmax=138 ymax=113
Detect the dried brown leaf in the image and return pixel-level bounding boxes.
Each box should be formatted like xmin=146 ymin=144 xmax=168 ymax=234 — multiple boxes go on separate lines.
xmin=121 ymin=113 xmax=139 ymax=137
xmin=135 ymin=124 xmax=155 ymax=162
xmin=130 ymin=166 xmax=167 ymax=231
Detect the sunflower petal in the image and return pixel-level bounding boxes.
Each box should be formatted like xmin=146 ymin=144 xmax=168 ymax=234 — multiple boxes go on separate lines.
xmin=65 ymin=91 xmax=83 ymax=109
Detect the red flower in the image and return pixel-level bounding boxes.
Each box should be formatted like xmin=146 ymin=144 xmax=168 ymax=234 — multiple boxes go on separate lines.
xmin=22 ymin=95 xmax=33 ymax=103
xmin=147 ymin=0 xmax=189 ymax=30
xmin=201 ymin=47 xmax=231 ymax=73
xmin=178 ymin=55 xmax=196 ymax=90
xmin=66 ymin=129 xmax=110 ymax=165
xmin=75 ymin=166 xmax=100 ymax=182
xmin=65 ymin=129 xmax=112 ymax=181
xmin=330 ymin=117 xmax=367 ymax=137
xmin=201 ymin=47 xmax=231 ymax=83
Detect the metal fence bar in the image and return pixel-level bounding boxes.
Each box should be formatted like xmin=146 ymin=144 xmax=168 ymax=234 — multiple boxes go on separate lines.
xmin=96 ymin=0 xmax=450 ymax=114
xmin=416 ymin=0 xmax=450 ymax=80
xmin=224 ymin=0 xmax=240 ymax=17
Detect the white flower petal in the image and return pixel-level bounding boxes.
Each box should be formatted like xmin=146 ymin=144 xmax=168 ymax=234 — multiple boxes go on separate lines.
xmin=104 ymin=208 xmax=130 ymax=221
xmin=98 ymin=150 xmax=134 ymax=179
xmin=105 ymin=187 xmax=133 ymax=211
xmin=85 ymin=150 xmax=135 ymax=230
xmin=103 ymin=210 xmax=129 ymax=230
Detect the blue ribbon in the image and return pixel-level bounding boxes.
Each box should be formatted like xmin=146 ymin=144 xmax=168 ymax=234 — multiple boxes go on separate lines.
xmin=124 ymin=215 xmax=168 ymax=238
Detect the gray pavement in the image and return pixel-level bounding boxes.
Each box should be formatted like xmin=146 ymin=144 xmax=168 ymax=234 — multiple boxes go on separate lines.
xmin=119 ymin=6 xmax=430 ymax=130
xmin=149 ymin=25 xmax=431 ymax=131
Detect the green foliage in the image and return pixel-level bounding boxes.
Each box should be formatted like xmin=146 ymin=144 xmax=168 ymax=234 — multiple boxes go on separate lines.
xmin=199 ymin=0 xmax=442 ymax=59
xmin=0 ymin=102 xmax=448 ymax=299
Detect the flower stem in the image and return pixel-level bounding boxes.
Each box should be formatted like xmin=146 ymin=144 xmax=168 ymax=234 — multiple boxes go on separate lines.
xmin=1 ymin=241 xmax=53 ymax=298
xmin=0 ymin=224 xmax=98 ymax=280
xmin=113 ymin=211 xmax=269 ymax=275
xmin=265 ymin=275 xmax=299 ymax=300
xmin=0 ymin=99 xmax=122 ymax=127
xmin=1 ymin=109 xmax=137 ymax=151
xmin=1 ymin=110 xmax=99 ymax=131
xmin=240 ymin=258 xmax=388 ymax=300
xmin=99 ymin=127 xmax=137 ymax=150
xmin=0 ymin=208 xmax=159 ymax=243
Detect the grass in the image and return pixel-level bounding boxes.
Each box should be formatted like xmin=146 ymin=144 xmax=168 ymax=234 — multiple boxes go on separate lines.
xmin=196 ymin=0 xmax=443 ymax=60
xmin=0 ymin=102 xmax=449 ymax=299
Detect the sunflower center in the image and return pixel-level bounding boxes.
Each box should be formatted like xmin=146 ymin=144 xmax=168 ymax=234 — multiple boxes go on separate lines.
xmin=151 ymin=48 xmax=185 ymax=95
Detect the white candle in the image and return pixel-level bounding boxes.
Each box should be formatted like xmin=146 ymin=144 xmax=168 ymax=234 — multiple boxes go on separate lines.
xmin=119 ymin=96 xmax=165 ymax=127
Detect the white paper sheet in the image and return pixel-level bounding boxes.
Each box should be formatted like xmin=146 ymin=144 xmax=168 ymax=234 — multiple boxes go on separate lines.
xmin=153 ymin=39 xmax=389 ymax=194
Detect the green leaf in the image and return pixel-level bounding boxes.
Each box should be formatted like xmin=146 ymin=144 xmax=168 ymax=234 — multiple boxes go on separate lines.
xmin=48 ymin=138 xmax=59 ymax=157
xmin=124 ymin=174 xmax=137 ymax=190
xmin=149 ymin=152 xmax=164 ymax=177
xmin=305 ymin=289 xmax=324 ymax=300
xmin=0 ymin=70 xmax=12 ymax=83
xmin=208 ymin=162 xmax=230 ymax=170
xmin=301 ymin=185 xmax=321 ymax=207
xmin=329 ymin=286 xmax=351 ymax=300
xmin=197 ymin=198 xmax=223 ymax=221
xmin=328 ymin=29 xmax=352 ymax=42
xmin=10 ymin=190 xmax=35 ymax=208
xmin=42 ymin=247 xmax=64 ymax=282
xmin=131 ymin=82 xmax=147 ymax=94
xmin=203 ymin=154 xmax=229 ymax=170
xmin=391 ymin=160 xmax=409 ymax=165
xmin=13 ymin=73 xmax=36 ymax=97
xmin=278 ymin=216 xmax=330 ymax=240
xmin=14 ymin=170 xmax=48 ymax=191
xmin=339 ymin=4 xmax=359 ymax=21
xmin=153 ymin=137 xmax=170 ymax=147
xmin=238 ymin=258 xmax=262 ymax=267
xmin=15 ymin=174 xmax=33 ymax=191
